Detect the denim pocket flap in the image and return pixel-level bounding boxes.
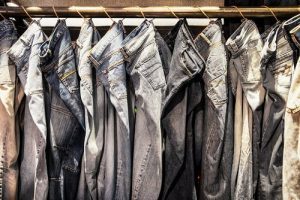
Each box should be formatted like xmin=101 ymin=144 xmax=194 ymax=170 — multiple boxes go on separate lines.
xmin=137 ymin=58 xmax=166 ymax=90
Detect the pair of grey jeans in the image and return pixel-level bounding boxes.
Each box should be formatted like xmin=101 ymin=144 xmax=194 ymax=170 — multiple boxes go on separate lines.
xmin=88 ymin=20 xmax=131 ymax=200
xmin=0 ymin=19 xmax=20 ymax=200
xmin=195 ymin=19 xmax=231 ymax=200
xmin=161 ymin=19 xmax=205 ymax=200
xmin=8 ymin=20 xmax=48 ymax=200
xmin=226 ymin=19 xmax=265 ymax=200
xmin=75 ymin=18 xmax=101 ymax=200
xmin=121 ymin=20 xmax=166 ymax=200
xmin=259 ymin=22 xmax=294 ymax=200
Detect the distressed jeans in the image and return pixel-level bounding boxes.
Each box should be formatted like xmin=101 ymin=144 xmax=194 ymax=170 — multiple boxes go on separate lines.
xmin=161 ymin=19 xmax=204 ymax=200
xmin=75 ymin=18 xmax=101 ymax=200
xmin=121 ymin=20 xmax=165 ymax=200
xmin=39 ymin=19 xmax=85 ymax=200
xmin=88 ymin=20 xmax=131 ymax=200
xmin=195 ymin=19 xmax=231 ymax=200
xmin=259 ymin=23 xmax=294 ymax=200
xmin=0 ymin=19 xmax=19 ymax=200
xmin=8 ymin=20 xmax=48 ymax=200
xmin=226 ymin=19 xmax=265 ymax=200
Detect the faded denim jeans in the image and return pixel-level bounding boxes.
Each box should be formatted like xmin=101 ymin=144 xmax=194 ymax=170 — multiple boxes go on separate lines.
xmin=0 ymin=19 xmax=19 ymax=200
xmin=75 ymin=18 xmax=101 ymax=200
xmin=8 ymin=20 xmax=49 ymax=200
xmin=161 ymin=19 xmax=204 ymax=200
xmin=121 ymin=20 xmax=165 ymax=200
xmin=283 ymin=57 xmax=300 ymax=200
xmin=88 ymin=20 xmax=131 ymax=200
xmin=259 ymin=23 xmax=294 ymax=200
xmin=194 ymin=19 xmax=231 ymax=200
xmin=226 ymin=19 xmax=265 ymax=200
xmin=39 ymin=19 xmax=85 ymax=200
xmin=283 ymin=14 xmax=300 ymax=200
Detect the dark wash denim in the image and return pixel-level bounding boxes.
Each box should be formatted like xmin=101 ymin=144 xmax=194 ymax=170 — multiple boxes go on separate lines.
xmin=226 ymin=19 xmax=265 ymax=200
xmin=258 ymin=23 xmax=294 ymax=200
xmin=75 ymin=18 xmax=100 ymax=200
xmin=88 ymin=20 xmax=131 ymax=200
xmin=121 ymin=20 xmax=166 ymax=200
xmin=194 ymin=19 xmax=231 ymax=200
xmin=0 ymin=19 xmax=19 ymax=200
xmin=161 ymin=19 xmax=205 ymax=200
xmin=8 ymin=20 xmax=49 ymax=200
xmin=38 ymin=19 xmax=85 ymax=200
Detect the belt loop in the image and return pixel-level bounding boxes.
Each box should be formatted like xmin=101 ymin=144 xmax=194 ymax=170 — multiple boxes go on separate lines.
xmin=120 ymin=47 xmax=130 ymax=61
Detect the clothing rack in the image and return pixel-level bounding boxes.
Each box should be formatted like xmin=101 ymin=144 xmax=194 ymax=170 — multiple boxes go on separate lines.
xmin=0 ymin=6 xmax=299 ymax=18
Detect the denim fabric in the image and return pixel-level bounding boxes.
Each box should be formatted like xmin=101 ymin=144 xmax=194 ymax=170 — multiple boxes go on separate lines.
xmin=75 ymin=18 xmax=100 ymax=200
xmin=0 ymin=19 xmax=19 ymax=200
xmin=226 ymin=19 xmax=265 ymax=200
xmin=89 ymin=20 xmax=131 ymax=200
xmin=282 ymin=15 xmax=300 ymax=200
xmin=38 ymin=19 xmax=85 ymax=200
xmin=121 ymin=20 xmax=166 ymax=200
xmin=161 ymin=19 xmax=205 ymax=200
xmin=194 ymin=19 xmax=231 ymax=200
xmin=283 ymin=57 xmax=300 ymax=200
xmin=259 ymin=23 xmax=294 ymax=200
xmin=8 ymin=20 xmax=49 ymax=200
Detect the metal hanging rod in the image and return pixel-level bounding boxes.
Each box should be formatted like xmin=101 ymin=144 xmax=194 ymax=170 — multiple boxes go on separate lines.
xmin=0 ymin=6 xmax=299 ymax=18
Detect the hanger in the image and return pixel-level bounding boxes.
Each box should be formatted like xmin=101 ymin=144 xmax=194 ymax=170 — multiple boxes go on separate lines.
xmin=166 ymin=6 xmax=179 ymax=19
xmin=262 ymin=6 xmax=279 ymax=23
xmin=198 ymin=7 xmax=211 ymax=21
xmin=137 ymin=6 xmax=146 ymax=19
xmin=21 ymin=6 xmax=33 ymax=22
xmin=52 ymin=6 xmax=59 ymax=20
xmin=0 ymin=11 xmax=6 ymax=20
xmin=75 ymin=6 xmax=85 ymax=19
xmin=232 ymin=6 xmax=246 ymax=20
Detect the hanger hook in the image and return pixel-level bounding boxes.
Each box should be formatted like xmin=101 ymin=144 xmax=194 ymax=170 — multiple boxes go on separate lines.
xmin=137 ymin=6 xmax=146 ymax=19
xmin=232 ymin=6 xmax=246 ymax=20
xmin=0 ymin=11 xmax=6 ymax=20
xmin=52 ymin=6 xmax=59 ymax=19
xmin=198 ymin=7 xmax=210 ymax=20
xmin=21 ymin=6 xmax=33 ymax=21
xmin=166 ymin=6 xmax=179 ymax=19
xmin=262 ymin=6 xmax=279 ymax=22
xmin=103 ymin=7 xmax=114 ymax=23
xmin=75 ymin=6 xmax=85 ymax=19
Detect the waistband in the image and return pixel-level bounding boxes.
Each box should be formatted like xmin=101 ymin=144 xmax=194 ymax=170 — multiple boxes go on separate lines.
xmin=76 ymin=18 xmax=99 ymax=49
xmin=39 ymin=19 xmax=69 ymax=70
xmin=226 ymin=19 xmax=259 ymax=56
xmin=89 ymin=20 xmax=124 ymax=67
xmin=284 ymin=14 xmax=300 ymax=49
xmin=179 ymin=21 xmax=205 ymax=71
xmin=164 ymin=19 xmax=185 ymax=52
xmin=194 ymin=19 xmax=224 ymax=60
xmin=120 ymin=20 xmax=154 ymax=59
xmin=8 ymin=20 xmax=42 ymax=68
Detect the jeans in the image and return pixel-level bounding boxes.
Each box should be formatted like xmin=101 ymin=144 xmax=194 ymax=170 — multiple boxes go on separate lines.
xmin=75 ymin=18 xmax=101 ymax=200
xmin=282 ymin=14 xmax=300 ymax=200
xmin=38 ymin=19 xmax=85 ymax=200
xmin=259 ymin=23 xmax=294 ymax=200
xmin=88 ymin=20 xmax=131 ymax=200
xmin=161 ymin=19 xmax=205 ymax=200
xmin=121 ymin=20 xmax=165 ymax=200
xmin=283 ymin=58 xmax=300 ymax=200
xmin=8 ymin=20 xmax=49 ymax=200
xmin=0 ymin=19 xmax=19 ymax=200
xmin=226 ymin=19 xmax=265 ymax=200
xmin=194 ymin=19 xmax=231 ymax=200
